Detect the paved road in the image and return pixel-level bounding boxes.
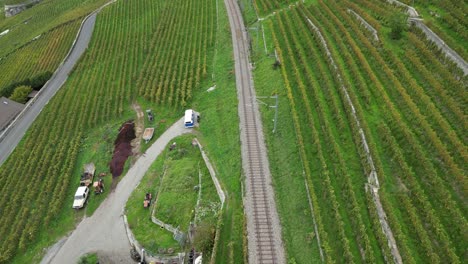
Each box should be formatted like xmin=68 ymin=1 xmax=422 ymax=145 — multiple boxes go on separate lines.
xmin=41 ymin=118 xmax=191 ymax=263
xmin=224 ymin=0 xmax=285 ymax=263
xmin=0 ymin=12 xmax=97 ymax=166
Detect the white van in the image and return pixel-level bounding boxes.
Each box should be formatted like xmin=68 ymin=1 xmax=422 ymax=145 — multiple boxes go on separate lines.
xmin=184 ymin=109 xmax=195 ymax=128
xmin=73 ymin=186 xmax=89 ymax=209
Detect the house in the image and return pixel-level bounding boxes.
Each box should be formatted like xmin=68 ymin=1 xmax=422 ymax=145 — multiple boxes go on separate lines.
xmin=0 ymin=97 xmax=24 ymax=132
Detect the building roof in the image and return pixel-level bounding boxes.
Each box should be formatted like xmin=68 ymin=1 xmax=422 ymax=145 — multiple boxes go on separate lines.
xmin=0 ymin=97 xmax=24 ymax=131
xmin=28 ymin=90 xmax=39 ymax=98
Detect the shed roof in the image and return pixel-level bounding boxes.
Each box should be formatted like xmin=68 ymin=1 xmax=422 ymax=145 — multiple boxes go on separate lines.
xmin=0 ymin=97 xmax=24 ymax=131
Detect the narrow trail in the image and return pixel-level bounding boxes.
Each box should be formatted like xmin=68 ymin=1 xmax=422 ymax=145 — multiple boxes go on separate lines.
xmin=41 ymin=118 xmax=192 ymax=264
xmin=131 ymin=102 xmax=145 ymax=159
xmin=225 ymin=0 xmax=286 ymax=263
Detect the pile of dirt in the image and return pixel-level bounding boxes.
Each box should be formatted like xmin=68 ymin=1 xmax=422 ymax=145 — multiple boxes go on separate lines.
xmin=109 ymin=120 xmax=136 ymax=178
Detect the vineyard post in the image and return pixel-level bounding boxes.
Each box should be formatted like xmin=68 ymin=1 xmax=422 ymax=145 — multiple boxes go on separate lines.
xmin=272 ymin=94 xmax=278 ymax=133
xmin=256 ymin=94 xmax=278 ymax=133
xmin=248 ymin=24 xmax=260 ymax=55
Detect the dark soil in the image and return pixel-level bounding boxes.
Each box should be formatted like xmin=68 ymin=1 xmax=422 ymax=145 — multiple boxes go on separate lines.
xmin=109 ymin=120 xmax=136 ymax=178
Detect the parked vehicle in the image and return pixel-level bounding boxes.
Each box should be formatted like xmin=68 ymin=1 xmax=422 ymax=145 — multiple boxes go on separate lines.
xmin=143 ymin=128 xmax=155 ymax=143
xmin=143 ymin=192 xmax=152 ymax=208
xmin=93 ymin=178 xmax=104 ymax=194
xmin=184 ymin=109 xmax=195 ymax=128
xmin=80 ymin=163 xmax=96 ymax=186
xmin=73 ymin=186 xmax=89 ymax=209
xmin=146 ymin=109 xmax=154 ymax=122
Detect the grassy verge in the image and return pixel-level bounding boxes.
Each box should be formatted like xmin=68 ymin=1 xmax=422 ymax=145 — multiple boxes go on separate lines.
xmin=190 ymin=0 xmax=245 ymax=261
xmin=248 ymin=12 xmax=323 ymax=263
xmin=153 ymin=137 xmax=202 ymax=233
xmin=126 ymin=135 xmax=220 ymax=255
xmin=126 ymin=139 xmax=180 ymax=255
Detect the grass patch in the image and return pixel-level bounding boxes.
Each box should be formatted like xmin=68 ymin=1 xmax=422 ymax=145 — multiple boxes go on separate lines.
xmin=126 ymin=135 xmax=221 ymax=255
xmin=189 ymin=0 xmax=245 ymax=262
xmin=153 ymin=138 xmax=202 ymax=232
xmin=77 ymin=252 xmax=98 ymax=264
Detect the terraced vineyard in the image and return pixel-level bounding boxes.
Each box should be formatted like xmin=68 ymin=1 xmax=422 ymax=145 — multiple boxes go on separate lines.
xmin=0 ymin=19 xmax=80 ymax=95
xmin=256 ymin=0 xmax=466 ymax=262
xmin=0 ymin=0 xmax=220 ymax=262
xmin=253 ymin=0 xmax=297 ymax=16
xmin=0 ymin=0 xmax=107 ymax=57
xmin=0 ymin=0 xmax=465 ymax=262
xmin=398 ymin=0 xmax=467 ymax=60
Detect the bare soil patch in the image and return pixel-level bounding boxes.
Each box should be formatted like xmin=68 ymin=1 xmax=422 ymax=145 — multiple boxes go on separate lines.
xmin=109 ymin=120 xmax=136 ymax=178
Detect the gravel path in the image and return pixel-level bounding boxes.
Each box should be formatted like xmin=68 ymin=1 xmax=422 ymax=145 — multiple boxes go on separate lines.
xmin=224 ymin=0 xmax=285 ymax=263
xmin=41 ymin=118 xmax=191 ymax=264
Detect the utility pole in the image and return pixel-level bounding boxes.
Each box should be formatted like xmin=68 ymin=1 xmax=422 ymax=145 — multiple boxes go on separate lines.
xmin=256 ymin=95 xmax=279 ymax=133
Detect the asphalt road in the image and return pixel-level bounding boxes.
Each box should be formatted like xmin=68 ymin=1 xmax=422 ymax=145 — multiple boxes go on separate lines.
xmin=0 ymin=12 xmax=96 ymax=166
xmin=41 ymin=118 xmax=191 ymax=263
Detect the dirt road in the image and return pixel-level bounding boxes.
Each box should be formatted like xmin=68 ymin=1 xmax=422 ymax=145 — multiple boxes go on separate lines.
xmin=41 ymin=118 xmax=191 ymax=264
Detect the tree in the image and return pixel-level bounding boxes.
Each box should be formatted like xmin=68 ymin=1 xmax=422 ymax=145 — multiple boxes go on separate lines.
xmin=9 ymin=85 xmax=32 ymax=104
xmin=389 ymin=13 xmax=408 ymax=40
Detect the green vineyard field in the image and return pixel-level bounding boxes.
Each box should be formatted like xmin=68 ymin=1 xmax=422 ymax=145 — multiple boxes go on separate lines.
xmin=252 ymin=0 xmax=466 ymax=262
xmin=0 ymin=0 xmax=465 ymax=262
xmin=0 ymin=19 xmax=80 ymax=95
xmin=0 ymin=0 xmax=245 ymax=262
xmin=0 ymin=0 xmax=108 ymax=57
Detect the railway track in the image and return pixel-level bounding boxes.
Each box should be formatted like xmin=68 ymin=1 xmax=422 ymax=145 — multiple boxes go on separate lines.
xmin=224 ymin=0 xmax=285 ymax=263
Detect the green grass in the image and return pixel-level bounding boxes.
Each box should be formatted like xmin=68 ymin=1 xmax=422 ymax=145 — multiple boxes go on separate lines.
xmin=191 ymin=1 xmax=245 ymax=261
xmin=254 ymin=56 xmax=323 ymax=264
xmin=126 ymin=135 xmax=221 ymax=255
xmin=126 ymin=146 xmax=181 ymax=254
xmin=248 ymin=17 xmax=323 ymax=262
xmin=154 ymin=139 xmax=202 ymax=232
xmin=77 ymin=253 xmax=98 ymax=264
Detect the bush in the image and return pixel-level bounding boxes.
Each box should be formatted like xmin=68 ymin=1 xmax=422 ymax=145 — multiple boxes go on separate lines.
xmin=389 ymin=13 xmax=408 ymax=40
xmin=0 ymin=71 xmax=52 ymax=97
xmin=9 ymin=85 xmax=32 ymax=104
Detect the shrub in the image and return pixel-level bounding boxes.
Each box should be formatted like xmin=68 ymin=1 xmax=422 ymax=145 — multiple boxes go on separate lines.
xmin=9 ymin=85 xmax=32 ymax=104
xmin=389 ymin=13 xmax=408 ymax=40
